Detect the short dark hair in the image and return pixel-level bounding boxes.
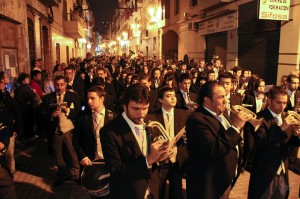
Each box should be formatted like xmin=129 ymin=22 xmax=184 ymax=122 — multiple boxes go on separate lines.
xmin=31 ymin=70 xmax=41 ymax=78
xmin=232 ymin=66 xmax=242 ymax=73
xmin=179 ymin=73 xmax=191 ymax=83
xmin=139 ymin=74 xmax=151 ymax=82
xmin=64 ymin=65 xmax=76 ymax=72
xmin=158 ymin=86 xmax=175 ymax=99
xmin=54 ymin=75 xmax=67 ymax=82
xmin=87 ymin=86 xmax=106 ymax=98
xmin=218 ymin=71 xmax=234 ymax=82
xmin=92 ymin=77 xmax=105 ymax=87
xmin=17 ymin=73 xmax=30 ymax=83
xmin=198 ymin=81 xmax=221 ymax=105
xmin=267 ymin=86 xmax=288 ymax=100
xmin=287 ymin=74 xmax=299 ymax=83
xmin=122 ymin=83 xmax=150 ymax=105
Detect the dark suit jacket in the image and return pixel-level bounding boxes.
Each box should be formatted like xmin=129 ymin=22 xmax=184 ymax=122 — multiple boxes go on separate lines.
xmin=71 ymin=75 xmax=86 ymax=106
xmin=175 ymin=90 xmax=198 ymax=111
xmin=284 ymin=91 xmax=300 ymax=112
xmin=73 ymin=109 xmax=116 ymax=162
xmin=41 ymin=91 xmax=80 ymax=133
xmin=186 ymin=106 xmax=242 ymax=199
xmin=248 ymin=109 xmax=300 ymax=199
xmin=100 ymin=115 xmax=159 ymax=199
xmin=230 ymin=92 xmax=242 ymax=107
xmin=243 ymin=91 xmax=258 ymax=113
xmin=147 ymin=108 xmax=189 ymax=172
xmin=0 ymin=90 xmax=22 ymax=136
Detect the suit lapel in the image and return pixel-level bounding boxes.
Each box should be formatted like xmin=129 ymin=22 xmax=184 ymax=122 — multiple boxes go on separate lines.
xmin=86 ymin=113 xmax=95 ymax=138
xmin=118 ymin=116 xmax=143 ymax=156
xmin=174 ymin=109 xmax=180 ymax=135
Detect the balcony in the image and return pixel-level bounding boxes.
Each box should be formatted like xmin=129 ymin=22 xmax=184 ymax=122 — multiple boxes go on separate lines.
xmin=63 ymin=13 xmax=86 ymax=39
xmin=200 ymin=0 xmax=235 ymax=11
xmin=39 ymin=0 xmax=60 ymax=7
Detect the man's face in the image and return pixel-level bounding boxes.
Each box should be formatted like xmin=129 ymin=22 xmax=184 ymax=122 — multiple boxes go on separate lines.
xmin=208 ymin=73 xmax=216 ymax=81
xmin=181 ymin=64 xmax=187 ymax=71
xmin=206 ymin=85 xmax=226 ymax=115
xmin=64 ymin=69 xmax=74 ymax=81
xmin=257 ymin=81 xmax=265 ymax=93
xmin=159 ymin=91 xmax=177 ymax=109
xmin=34 ymin=73 xmax=42 ymax=81
xmin=219 ymin=77 xmax=232 ymax=94
xmin=199 ymin=61 xmax=205 ymax=68
xmin=140 ymin=79 xmax=151 ymax=88
xmin=87 ymin=92 xmax=103 ymax=111
xmin=179 ymin=79 xmax=191 ymax=92
xmin=268 ymin=94 xmax=287 ymax=115
xmin=126 ymin=75 xmax=132 ymax=84
xmin=153 ymin=70 xmax=161 ymax=79
xmin=287 ymin=77 xmax=299 ymax=91
xmin=123 ymin=101 xmax=149 ymax=124
xmin=55 ymin=79 xmax=67 ymax=94
xmin=214 ymin=60 xmax=221 ymax=68
xmin=97 ymin=70 xmax=107 ymax=79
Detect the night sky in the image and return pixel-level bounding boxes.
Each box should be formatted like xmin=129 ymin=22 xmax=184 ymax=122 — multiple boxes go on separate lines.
xmin=87 ymin=0 xmax=119 ymax=35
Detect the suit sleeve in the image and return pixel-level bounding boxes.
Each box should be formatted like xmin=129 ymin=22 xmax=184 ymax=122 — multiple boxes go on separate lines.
xmin=73 ymin=116 xmax=87 ymax=161
xmin=253 ymin=120 xmax=289 ymax=150
xmin=100 ymin=127 xmax=151 ymax=181
xmin=186 ymin=114 xmax=242 ymax=159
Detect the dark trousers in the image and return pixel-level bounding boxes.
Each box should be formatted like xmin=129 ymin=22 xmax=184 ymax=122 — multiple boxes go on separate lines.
xmin=242 ymin=130 xmax=255 ymax=171
xmin=158 ymin=162 xmax=183 ymax=199
xmin=0 ymin=166 xmax=16 ymax=199
xmin=261 ymin=172 xmax=289 ymax=199
xmin=53 ymin=130 xmax=79 ymax=180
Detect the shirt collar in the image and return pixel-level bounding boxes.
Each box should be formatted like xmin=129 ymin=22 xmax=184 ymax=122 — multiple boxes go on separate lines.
xmin=93 ymin=108 xmax=105 ymax=116
xmin=122 ymin=111 xmax=144 ymax=131
xmin=286 ymin=89 xmax=294 ymax=96
xmin=268 ymin=108 xmax=281 ymax=118
xmin=203 ymin=106 xmax=222 ymax=117
xmin=162 ymin=107 xmax=174 ymax=116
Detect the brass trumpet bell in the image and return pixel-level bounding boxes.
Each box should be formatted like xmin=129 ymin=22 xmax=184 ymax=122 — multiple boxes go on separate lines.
xmin=231 ymin=105 xmax=263 ymax=132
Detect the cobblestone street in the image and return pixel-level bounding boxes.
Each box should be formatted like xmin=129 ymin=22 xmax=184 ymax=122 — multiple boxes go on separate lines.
xmin=14 ymin=138 xmax=299 ymax=199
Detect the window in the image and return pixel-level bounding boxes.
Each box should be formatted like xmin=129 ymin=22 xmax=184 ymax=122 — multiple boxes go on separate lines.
xmin=56 ymin=43 xmax=60 ymax=64
xmin=174 ymin=0 xmax=179 ymax=15
xmin=190 ymin=0 xmax=197 ymax=7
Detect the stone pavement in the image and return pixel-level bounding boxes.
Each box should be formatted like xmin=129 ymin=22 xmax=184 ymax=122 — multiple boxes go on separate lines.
xmin=13 ymin=138 xmax=299 ymax=199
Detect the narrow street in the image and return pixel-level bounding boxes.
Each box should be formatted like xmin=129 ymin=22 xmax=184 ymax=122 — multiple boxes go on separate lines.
xmin=14 ymin=138 xmax=300 ymax=199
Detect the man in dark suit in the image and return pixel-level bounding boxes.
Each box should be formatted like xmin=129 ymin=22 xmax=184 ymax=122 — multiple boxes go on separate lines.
xmin=100 ymin=84 xmax=169 ymax=199
xmin=95 ymin=67 xmax=117 ymax=102
xmin=73 ymin=86 xmax=116 ymax=166
xmin=284 ymin=74 xmax=300 ymax=174
xmin=218 ymin=72 xmax=242 ymax=109
xmin=174 ymin=62 xmax=188 ymax=83
xmin=64 ymin=65 xmax=86 ymax=106
xmin=41 ymin=75 xmax=80 ymax=186
xmin=248 ymin=86 xmax=300 ymax=199
xmin=139 ymin=74 xmax=160 ymax=113
xmin=175 ymin=73 xmax=198 ymax=111
xmin=149 ymin=86 xmax=189 ymax=199
xmin=186 ymin=81 xmax=248 ymax=199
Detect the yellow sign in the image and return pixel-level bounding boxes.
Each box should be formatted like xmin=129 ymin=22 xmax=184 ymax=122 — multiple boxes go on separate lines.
xmin=258 ymin=0 xmax=290 ymax=21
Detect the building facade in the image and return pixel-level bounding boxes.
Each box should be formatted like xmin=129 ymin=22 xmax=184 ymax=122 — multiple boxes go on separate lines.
xmin=0 ymin=0 xmax=94 ymax=76
xmin=108 ymin=0 xmax=300 ymax=85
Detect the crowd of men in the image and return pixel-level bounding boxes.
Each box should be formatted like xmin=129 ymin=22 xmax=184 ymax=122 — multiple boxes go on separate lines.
xmin=0 ymin=52 xmax=299 ymax=199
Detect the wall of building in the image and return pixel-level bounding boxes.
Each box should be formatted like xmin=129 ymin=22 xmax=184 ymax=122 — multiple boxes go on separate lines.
xmin=277 ymin=1 xmax=300 ymax=85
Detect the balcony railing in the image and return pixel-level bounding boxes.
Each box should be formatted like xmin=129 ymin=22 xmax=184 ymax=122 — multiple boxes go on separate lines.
xmin=39 ymin=0 xmax=60 ymax=7
xmin=63 ymin=12 xmax=87 ymax=39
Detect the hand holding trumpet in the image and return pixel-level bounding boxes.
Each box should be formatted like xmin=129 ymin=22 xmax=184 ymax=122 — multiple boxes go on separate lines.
xmin=146 ymin=140 xmax=169 ymax=166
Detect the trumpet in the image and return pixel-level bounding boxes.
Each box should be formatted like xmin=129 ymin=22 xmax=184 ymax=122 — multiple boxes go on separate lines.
xmin=230 ymin=105 xmax=263 ymax=132
xmin=145 ymin=121 xmax=186 ymax=165
xmin=286 ymin=111 xmax=300 ymax=137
